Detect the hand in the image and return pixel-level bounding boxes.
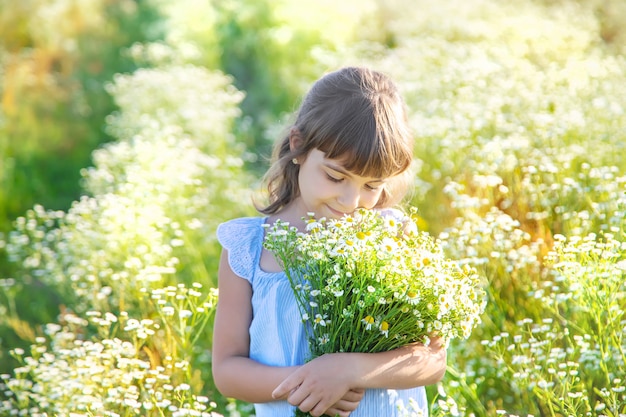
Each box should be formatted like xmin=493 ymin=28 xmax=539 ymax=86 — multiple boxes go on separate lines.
xmin=272 ymin=353 xmax=361 ymax=417
xmin=323 ymin=388 xmax=364 ymax=417
xmin=427 ymin=334 xmax=446 ymax=351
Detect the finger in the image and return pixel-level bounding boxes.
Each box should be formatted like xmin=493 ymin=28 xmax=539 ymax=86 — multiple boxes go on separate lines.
xmin=272 ymin=376 xmax=302 ymax=400
xmin=308 ymin=400 xmax=331 ymax=417
xmin=340 ymin=389 xmax=365 ymax=402
xmin=428 ymin=335 xmax=445 ymax=349
xmin=296 ymin=395 xmax=320 ymax=414
xmin=323 ymin=407 xmax=350 ymax=417
xmin=286 ymin=384 xmax=311 ymax=407
xmin=330 ymin=399 xmax=359 ymax=412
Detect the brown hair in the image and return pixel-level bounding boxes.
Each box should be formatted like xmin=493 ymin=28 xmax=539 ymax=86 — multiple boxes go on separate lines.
xmin=257 ymin=67 xmax=414 ymax=214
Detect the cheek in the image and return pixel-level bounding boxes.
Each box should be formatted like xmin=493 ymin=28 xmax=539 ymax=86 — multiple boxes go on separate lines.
xmin=361 ymin=190 xmax=384 ymax=208
xmin=298 ymin=167 xmax=313 ymax=188
xmin=298 ymin=169 xmax=326 ymax=196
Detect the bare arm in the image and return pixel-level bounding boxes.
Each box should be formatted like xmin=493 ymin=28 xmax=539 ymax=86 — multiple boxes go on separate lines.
xmin=273 ymin=336 xmax=447 ymax=416
xmin=348 ymin=337 xmax=447 ymax=389
xmin=211 ymin=249 xmax=296 ymax=402
xmin=212 ymin=249 xmax=364 ymax=416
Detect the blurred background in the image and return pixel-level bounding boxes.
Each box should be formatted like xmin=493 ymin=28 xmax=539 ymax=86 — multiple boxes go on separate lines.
xmin=1 ymin=0 xmax=625 ymax=416
xmin=4 ymin=0 xmax=624 ymax=236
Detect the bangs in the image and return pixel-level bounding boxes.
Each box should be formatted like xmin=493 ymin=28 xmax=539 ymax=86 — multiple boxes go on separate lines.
xmin=308 ymin=100 xmax=413 ymax=179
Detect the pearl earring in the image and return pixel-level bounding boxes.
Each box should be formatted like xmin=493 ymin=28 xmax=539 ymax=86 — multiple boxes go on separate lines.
xmin=292 ymin=158 xmax=299 ymax=165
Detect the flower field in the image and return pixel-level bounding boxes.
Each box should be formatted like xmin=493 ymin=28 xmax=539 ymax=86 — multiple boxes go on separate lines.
xmin=1 ymin=0 xmax=625 ymax=416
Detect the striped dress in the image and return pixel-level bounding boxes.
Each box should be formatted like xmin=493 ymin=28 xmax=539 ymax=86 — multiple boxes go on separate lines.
xmin=217 ymin=217 xmax=429 ymax=417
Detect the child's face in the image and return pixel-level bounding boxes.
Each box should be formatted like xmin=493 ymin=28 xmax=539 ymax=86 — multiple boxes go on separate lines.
xmin=296 ymin=148 xmax=387 ymax=219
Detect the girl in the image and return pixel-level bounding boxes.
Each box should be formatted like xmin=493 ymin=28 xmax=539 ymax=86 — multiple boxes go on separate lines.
xmin=212 ymin=67 xmax=447 ymax=417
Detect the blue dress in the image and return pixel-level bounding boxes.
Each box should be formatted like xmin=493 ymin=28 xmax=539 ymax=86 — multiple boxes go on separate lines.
xmin=217 ymin=217 xmax=429 ymax=417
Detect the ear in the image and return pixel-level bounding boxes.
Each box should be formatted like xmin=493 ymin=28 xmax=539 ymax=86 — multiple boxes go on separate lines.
xmin=289 ymin=127 xmax=303 ymax=152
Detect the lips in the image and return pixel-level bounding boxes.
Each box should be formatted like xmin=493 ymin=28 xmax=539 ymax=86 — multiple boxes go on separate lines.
xmin=326 ymin=205 xmax=349 ymax=218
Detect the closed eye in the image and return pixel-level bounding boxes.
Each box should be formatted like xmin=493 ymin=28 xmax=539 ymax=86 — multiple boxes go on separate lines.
xmin=326 ymin=173 xmax=343 ymax=183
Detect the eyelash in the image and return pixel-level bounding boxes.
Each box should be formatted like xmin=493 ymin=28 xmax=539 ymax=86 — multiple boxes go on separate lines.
xmin=326 ymin=174 xmax=379 ymax=191
xmin=326 ymin=174 xmax=343 ymax=183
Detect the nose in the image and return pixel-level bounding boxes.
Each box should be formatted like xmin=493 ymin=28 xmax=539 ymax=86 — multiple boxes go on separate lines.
xmin=337 ymin=184 xmax=361 ymax=213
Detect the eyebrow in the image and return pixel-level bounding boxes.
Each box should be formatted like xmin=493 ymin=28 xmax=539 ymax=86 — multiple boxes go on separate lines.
xmin=323 ymin=162 xmax=385 ymax=183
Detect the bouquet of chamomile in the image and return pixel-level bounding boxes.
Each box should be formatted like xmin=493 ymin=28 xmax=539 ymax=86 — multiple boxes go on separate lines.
xmin=263 ymin=208 xmax=486 ymax=360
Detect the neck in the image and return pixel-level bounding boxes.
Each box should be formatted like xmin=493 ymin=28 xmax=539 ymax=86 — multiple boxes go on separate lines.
xmin=268 ymin=199 xmax=308 ymax=233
